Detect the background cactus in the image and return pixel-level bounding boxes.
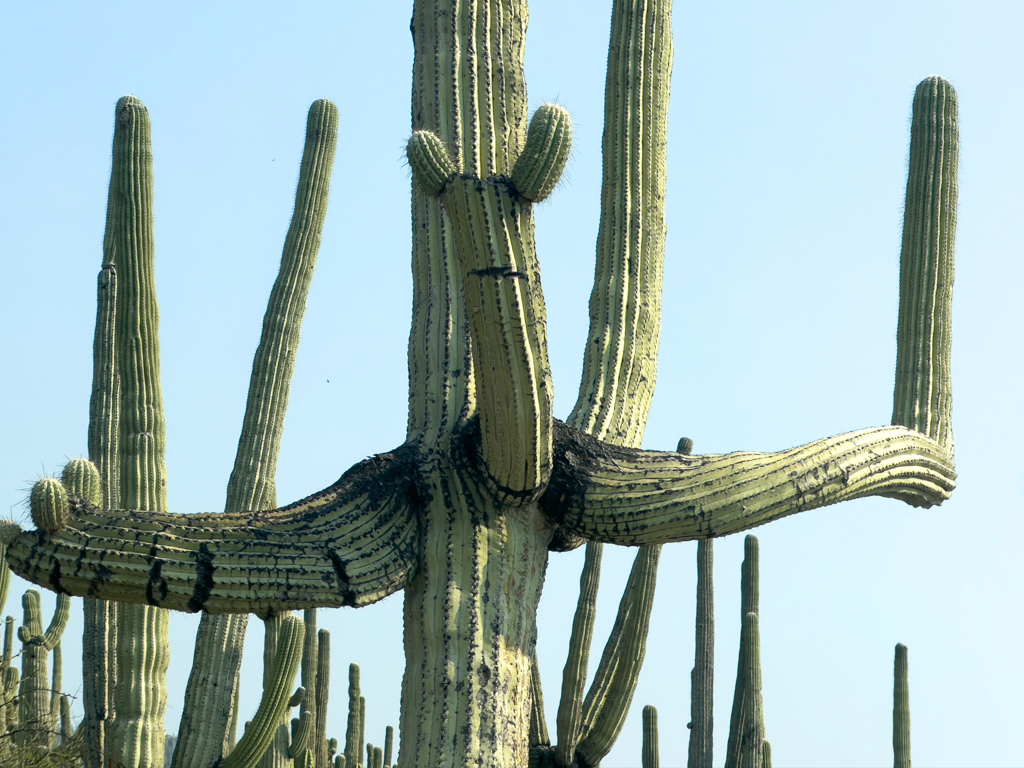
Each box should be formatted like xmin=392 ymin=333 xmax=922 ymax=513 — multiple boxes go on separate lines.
xmin=4 ymin=1 xmax=1019 ymax=768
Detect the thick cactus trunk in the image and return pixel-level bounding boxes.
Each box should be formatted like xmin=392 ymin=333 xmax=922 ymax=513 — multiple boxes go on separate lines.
xmin=399 ymin=467 xmax=552 ymax=768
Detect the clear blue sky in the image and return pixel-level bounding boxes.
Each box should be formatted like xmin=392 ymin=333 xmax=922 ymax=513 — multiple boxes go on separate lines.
xmin=1 ymin=2 xmax=1021 ymax=765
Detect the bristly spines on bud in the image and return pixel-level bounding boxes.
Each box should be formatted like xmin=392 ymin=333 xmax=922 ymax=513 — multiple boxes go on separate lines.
xmin=61 ymin=458 xmax=103 ymax=507
xmin=510 ymin=103 xmax=573 ymax=202
xmin=407 ymin=131 xmax=457 ymax=196
xmin=30 ymin=478 xmax=69 ymax=534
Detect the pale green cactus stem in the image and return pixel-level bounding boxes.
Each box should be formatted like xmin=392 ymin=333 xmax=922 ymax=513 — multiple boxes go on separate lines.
xmin=555 ymin=542 xmax=602 ymax=766
xmin=173 ymin=98 xmax=338 ymax=768
xmin=762 ymin=740 xmax=772 ymax=768
xmin=315 ymin=628 xmax=332 ymax=768
xmin=334 ymin=756 xmax=346 ymax=768
xmin=257 ymin=616 xmax=298 ymax=768
xmin=511 ymin=104 xmax=573 ymax=203
xmin=29 ymin=478 xmax=70 ymax=534
xmin=642 ymin=705 xmax=659 ymax=768
xmin=893 ymin=643 xmax=911 ymax=768
xmin=299 ymin=610 xmax=319 ymax=763
xmin=383 ymin=725 xmax=394 ymax=768
xmin=893 ymin=77 xmax=958 ymax=451
xmin=358 ymin=696 xmax=366 ymax=765
xmin=0 ymin=616 xmax=15 ymax=735
xmin=287 ymin=710 xmax=313 ymax=759
xmin=738 ymin=613 xmax=765 ymax=768
xmin=50 ymin=639 xmax=63 ymax=742
xmin=372 ymin=745 xmax=383 ymax=768
xmin=17 ymin=589 xmax=70 ymax=747
xmin=575 ymin=545 xmax=661 ymax=767
xmin=529 ymin=652 xmax=550 ymax=747
xmin=221 ymin=614 xmax=305 ymax=768
xmin=59 ymin=693 xmax=73 ymax=742
xmin=0 ymin=540 xmax=10 ymax=618
xmin=344 ymin=663 xmax=361 ymax=768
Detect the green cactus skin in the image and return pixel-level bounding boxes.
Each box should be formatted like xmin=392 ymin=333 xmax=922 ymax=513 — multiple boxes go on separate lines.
xmin=407 ymin=130 xmax=457 ymax=196
xmin=383 ymin=725 xmax=394 ymax=768
xmin=315 ymin=628 xmax=332 ymax=768
xmin=5 ymin=6 xmax=963 ymax=768
xmin=258 ymin=616 xmax=295 ymax=768
xmin=344 ymin=663 xmax=361 ymax=768
xmin=555 ymin=541 xmax=602 ymax=766
xmin=29 ymin=478 xmax=70 ymax=534
xmin=529 ymin=651 xmax=550 ymax=747
xmin=687 ymin=537 xmax=714 ymax=768
xmin=0 ymin=541 xmax=10 ymax=619
xmin=287 ymin=711 xmax=313 ymax=759
xmin=762 ymin=740 xmax=772 ymax=768
xmin=510 ymin=104 xmax=573 ymax=203
xmin=642 ymin=705 xmax=659 ymax=768
xmin=372 ymin=745 xmax=383 ymax=768
xmin=358 ymin=696 xmax=366 ymax=766
xmin=334 ymin=756 xmax=346 ymax=768
xmin=50 ymin=639 xmax=63 ymax=744
xmin=725 ymin=537 xmax=767 ymax=768
xmin=893 ymin=77 xmax=958 ymax=451
xmin=677 ymin=437 xmax=694 ymax=456
xmin=575 ymin=545 xmax=661 ymax=767
xmin=221 ymin=614 xmax=305 ymax=768
xmin=893 ymin=643 xmax=911 ymax=768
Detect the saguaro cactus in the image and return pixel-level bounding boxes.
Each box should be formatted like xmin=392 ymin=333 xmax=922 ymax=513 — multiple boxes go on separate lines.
xmin=6 ymin=2 xmax=959 ymax=768
xmin=893 ymin=643 xmax=911 ymax=768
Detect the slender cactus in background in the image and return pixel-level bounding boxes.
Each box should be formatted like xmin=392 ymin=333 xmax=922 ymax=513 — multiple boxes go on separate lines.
xmin=893 ymin=643 xmax=911 ymax=768
xmin=642 ymin=705 xmax=659 ymax=768
xmin=4 ymin=1 xmax=959 ymax=766
xmin=17 ymin=589 xmax=70 ymax=747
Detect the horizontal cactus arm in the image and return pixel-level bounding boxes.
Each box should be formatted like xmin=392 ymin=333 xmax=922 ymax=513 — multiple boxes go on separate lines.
xmin=7 ymin=445 xmax=423 ymax=614
xmin=541 ymin=421 xmax=955 ymax=545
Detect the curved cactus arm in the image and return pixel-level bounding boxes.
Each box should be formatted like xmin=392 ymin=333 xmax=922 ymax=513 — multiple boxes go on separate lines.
xmin=42 ymin=593 xmax=70 ymax=651
xmin=542 ymin=422 xmax=954 ymax=545
xmin=6 ymin=445 xmax=422 ymax=614
xmin=287 ymin=711 xmax=314 ymax=759
xmin=221 ymin=615 xmax=305 ymax=768
xmin=568 ymin=0 xmax=673 ymax=449
xmin=575 ymin=545 xmax=660 ymax=767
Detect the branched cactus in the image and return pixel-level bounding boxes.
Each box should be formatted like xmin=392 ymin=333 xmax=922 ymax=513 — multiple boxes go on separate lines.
xmin=5 ymin=1 xmax=960 ymax=767
xmin=17 ymin=589 xmax=70 ymax=748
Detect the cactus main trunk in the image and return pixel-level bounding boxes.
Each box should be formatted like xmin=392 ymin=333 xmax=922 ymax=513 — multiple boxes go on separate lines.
xmin=399 ymin=463 xmax=552 ymax=768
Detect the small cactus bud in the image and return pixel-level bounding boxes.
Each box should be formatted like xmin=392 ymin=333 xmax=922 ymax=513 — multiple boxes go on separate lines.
xmin=30 ymin=477 xmax=69 ymax=533
xmin=677 ymin=437 xmax=694 ymax=455
xmin=511 ymin=103 xmax=572 ymax=202
xmin=407 ymin=131 xmax=457 ymax=195
xmin=0 ymin=519 xmax=22 ymax=545
xmin=61 ymin=458 xmax=103 ymax=506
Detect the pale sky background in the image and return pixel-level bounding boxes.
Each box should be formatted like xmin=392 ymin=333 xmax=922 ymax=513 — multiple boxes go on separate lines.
xmin=1 ymin=2 xmax=1022 ymax=766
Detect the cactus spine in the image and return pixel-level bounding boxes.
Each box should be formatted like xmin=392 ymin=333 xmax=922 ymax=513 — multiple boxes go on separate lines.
xmin=893 ymin=643 xmax=911 ymax=768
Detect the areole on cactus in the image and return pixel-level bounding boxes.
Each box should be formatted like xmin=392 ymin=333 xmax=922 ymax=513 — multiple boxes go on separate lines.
xmin=3 ymin=1 xmax=958 ymax=767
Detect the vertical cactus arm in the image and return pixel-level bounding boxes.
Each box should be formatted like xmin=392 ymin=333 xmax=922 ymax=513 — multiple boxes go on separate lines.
xmin=60 ymin=694 xmax=73 ymax=741
xmin=893 ymin=77 xmax=958 ymax=451
xmin=220 ymin=615 xmax=305 ymax=768
xmin=529 ymin=651 xmax=550 ymax=747
xmin=18 ymin=590 xmax=51 ymax=745
xmin=382 ymin=725 xmax=393 ymax=768
xmin=177 ymin=101 xmax=338 ymax=767
xmin=314 ymin=629 xmax=331 ymax=768
xmin=358 ymin=695 xmax=366 ymax=765
xmin=575 ymin=544 xmax=661 ymax=766
xmin=2 ymin=615 xmax=12 ymax=668
xmin=50 ymin=639 xmax=63 ymax=719
xmin=344 ymin=663 xmax=361 ymax=768
xmin=7 ymin=443 xmax=422 ymax=613
xmin=554 ymin=541 xmax=602 ymax=766
xmin=687 ymin=538 xmax=714 ymax=768
xmin=893 ymin=643 xmax=911 ymax=768
xmin=541 ymin=422 xmax=956 ymax=547
xmin=299 ymin=609 xmax=318 ymax=732
xmin=641 ymin=704 xmax=659 ymax=768
xmin=0 ymin=543 xmax=10 ymax=618
xmin=737 ymin=613 xmax=765 ymax=768
xmin=725 ymin=537 xmax=759 ymax=768
xmin=41 ymin=593 xmax=70 ymax=650
xmin=568 ymin=0 xmax=674 ymax=449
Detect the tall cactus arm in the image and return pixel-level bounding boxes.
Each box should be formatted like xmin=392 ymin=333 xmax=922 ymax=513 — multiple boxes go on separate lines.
xmin=542 ymin=421 xmax=954 ymax=545
xmin=6 ymin=446 xmax=423 ymax=614
xmin=569 ymin=0 xmax=673 ymax=448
